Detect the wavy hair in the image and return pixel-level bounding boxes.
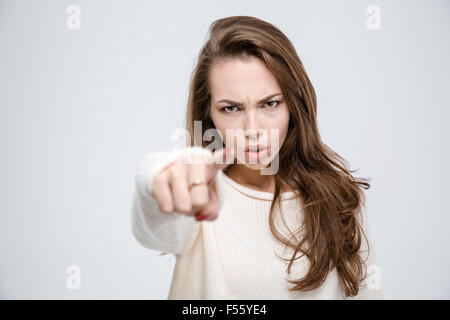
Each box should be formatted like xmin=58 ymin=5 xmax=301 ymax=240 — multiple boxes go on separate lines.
xmin=184 ymin=15 xmax=372 ymax=298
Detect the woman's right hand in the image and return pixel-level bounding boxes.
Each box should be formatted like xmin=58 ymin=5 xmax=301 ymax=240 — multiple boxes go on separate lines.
xmin=149 ymin=146 xmax=234 ymax=221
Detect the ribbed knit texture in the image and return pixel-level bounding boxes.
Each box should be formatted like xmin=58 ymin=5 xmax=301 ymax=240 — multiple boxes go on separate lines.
xmin=131 ymin=147 xmax=384 ymax=300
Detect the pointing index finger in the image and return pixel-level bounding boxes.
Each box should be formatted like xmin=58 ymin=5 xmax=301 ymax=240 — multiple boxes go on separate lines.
xmin=205 ymin=146 xmax=235 ymax=182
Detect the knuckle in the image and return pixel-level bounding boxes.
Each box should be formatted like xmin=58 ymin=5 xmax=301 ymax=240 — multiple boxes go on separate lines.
xmin=153 ymin=173 xmax=165 ymax=186
xmin=191 ymin=195 xmax=208 ymax=208
xmin=175 ymin=201 xmax=192 ymax=214
xmin=158 ymin=202 xmax=173 ymax=214
xmin=168 ymin=164 xmax=185 ymax=180
xmin=167 ymin=163 xmax=177 ymax=174
xmin=167 ymin=166 xmax=176 ymax=179
xmin=172 ymin=161 xmax=185 ymax=171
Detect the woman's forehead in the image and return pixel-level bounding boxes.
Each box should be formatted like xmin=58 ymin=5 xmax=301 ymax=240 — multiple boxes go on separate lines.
xmin=209 ymin=59 xmax=281 ymax=104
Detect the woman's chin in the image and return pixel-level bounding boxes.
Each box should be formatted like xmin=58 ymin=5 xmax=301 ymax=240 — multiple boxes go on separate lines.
xmin=242 ymin=157 xmax=274 ymax=170
xmin=243 ymin=163 xmax=264 ymax=171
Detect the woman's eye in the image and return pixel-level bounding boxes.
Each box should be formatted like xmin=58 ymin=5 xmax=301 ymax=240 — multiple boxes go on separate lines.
xmin=220 ymin=101 xmax=281 ymax=113
xmin=221 ymin=106 xmax=238 ymax=113
xmin=264 ymin=101 xmax=281 ymax=109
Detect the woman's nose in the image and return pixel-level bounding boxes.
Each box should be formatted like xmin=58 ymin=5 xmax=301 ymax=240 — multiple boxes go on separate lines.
xmin=243 ymin=111 xmax=262 ymax=139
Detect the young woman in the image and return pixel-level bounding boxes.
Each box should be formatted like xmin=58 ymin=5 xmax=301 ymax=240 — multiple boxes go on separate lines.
xmin=132 ymin=16 xmax=383 ymax=300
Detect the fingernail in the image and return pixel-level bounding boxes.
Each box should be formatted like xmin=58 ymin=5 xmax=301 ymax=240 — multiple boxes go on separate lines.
xmin=196 ymin=214 xmax=207 ymax=221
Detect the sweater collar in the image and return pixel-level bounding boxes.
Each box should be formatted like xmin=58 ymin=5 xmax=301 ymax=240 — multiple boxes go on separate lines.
xmin=220 ymin=170 xmax=297 ymax=201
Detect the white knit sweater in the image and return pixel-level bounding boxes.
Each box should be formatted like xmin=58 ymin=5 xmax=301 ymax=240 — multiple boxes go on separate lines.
xmin=131 ymin=146 xmax=384 ymax=300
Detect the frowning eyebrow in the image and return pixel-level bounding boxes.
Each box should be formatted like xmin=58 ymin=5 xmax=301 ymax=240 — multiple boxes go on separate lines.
xmin=215 ymin=93 xmax=283 ymax=106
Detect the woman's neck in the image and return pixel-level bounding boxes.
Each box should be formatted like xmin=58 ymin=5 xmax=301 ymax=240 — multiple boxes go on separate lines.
xmin=225 ymin=164 xmax=286 ymax=193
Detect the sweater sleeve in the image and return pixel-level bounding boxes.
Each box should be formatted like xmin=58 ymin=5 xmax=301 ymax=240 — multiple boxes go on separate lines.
xmin=131 ymin=146 xmax=224 ymax=256
xmin=345 ymin=206 xmax=384 ymax=300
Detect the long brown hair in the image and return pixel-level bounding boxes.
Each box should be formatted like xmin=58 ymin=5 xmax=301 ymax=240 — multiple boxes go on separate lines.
xmin=184 ymin=15 xmax=372 ymax=298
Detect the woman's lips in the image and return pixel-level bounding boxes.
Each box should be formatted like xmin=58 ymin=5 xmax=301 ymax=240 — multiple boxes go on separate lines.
xmin=244 ymin=144 xmax=267 ymax=152
xmin=244 ymin=146 xmax=268 ymax=161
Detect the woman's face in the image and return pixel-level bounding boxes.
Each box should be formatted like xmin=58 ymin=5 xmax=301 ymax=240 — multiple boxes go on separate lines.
xmin=209 ymin=56 xmax=290 ymax=171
